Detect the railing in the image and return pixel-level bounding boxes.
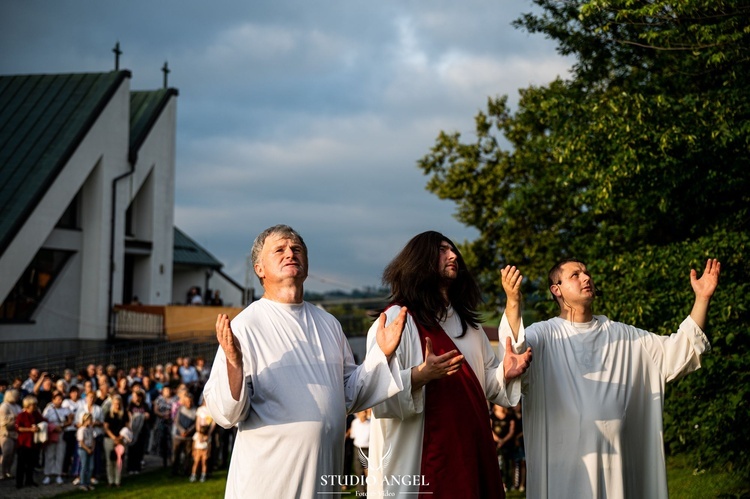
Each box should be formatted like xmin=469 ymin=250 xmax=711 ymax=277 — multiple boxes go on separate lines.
xmin=113 ymin=304 xmax=244 ymax=341
xmin=114 ymin=307 xmax=164 ymax=340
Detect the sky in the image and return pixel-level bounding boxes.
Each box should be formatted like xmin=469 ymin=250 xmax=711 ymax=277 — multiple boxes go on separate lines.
xmin=0 ymin=0 xmax=571 ymax=294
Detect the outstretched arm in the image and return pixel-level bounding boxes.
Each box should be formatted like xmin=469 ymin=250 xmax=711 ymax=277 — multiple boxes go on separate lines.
xmin=689 ymin=258 xmax=721 ymax=331
xmin=503 ymin=337 xmax=532 ymax=381
xmin=215 ymin=314 xmax=244 ymax=401
xmin=501 ymin=265 xmax=522 ymax=340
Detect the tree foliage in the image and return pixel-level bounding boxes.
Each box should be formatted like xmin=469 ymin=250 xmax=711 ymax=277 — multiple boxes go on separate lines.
xmin=418 ymin=0 xmax=750 ymax=473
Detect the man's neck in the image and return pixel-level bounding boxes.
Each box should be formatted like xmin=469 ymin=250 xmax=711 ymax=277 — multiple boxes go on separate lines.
xmin=439 ymin=285 xmax=450 ymax=306
xmin=558 ymin=305 xmax=593 ymax=323
xmin=262 ymin=282 xmax=304 ymax=304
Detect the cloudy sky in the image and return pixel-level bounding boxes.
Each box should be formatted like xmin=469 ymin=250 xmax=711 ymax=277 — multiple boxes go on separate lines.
xmin=1 ymin=0 xmax=570 ymax=293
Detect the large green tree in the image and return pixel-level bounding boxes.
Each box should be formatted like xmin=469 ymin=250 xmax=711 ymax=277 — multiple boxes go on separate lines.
xmin=418 ymin=0 xmax=750 ymax=473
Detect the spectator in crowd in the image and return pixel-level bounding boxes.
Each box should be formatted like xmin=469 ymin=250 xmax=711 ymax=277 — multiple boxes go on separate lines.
xmin=55 ymin=378 xmax=69 ymax=396
xmin=105 ymin=365 xmax=118 ymax=390
xmin=151 ymin=385 xmax=175 ymax=467
xmin=12 ymin=377 xmax=24 ymax=394
xmin=15 ymin=395 xmax=44 ymax=489
xmin=194 ymin=357 xmax=210 ymax=385
xmin=187 ymin=287 xmax=203 ymax=305
xmin=76 ymin=413 xmax=95 ymax=491
xmin=190 ymin=425 xmax=210 ymax=483
xmin=62 ymin=385 xmax=83 ymax=483
xmin=195 ymin=398 xmax=216 ymax=474
xmin=126 ymin=389 xmax=151 ymax=474
xmin=347 ymin=409 xmax=371 ymax=494
xmin=76 ymin=391 xmax=104 ymax=485
xmin=62 ymin=369 xmax=77 ymax=390
xmin=115 ymin=377 xmax=130 ymax=400
xmin=103 ymin=394 xmax=130 ymax=488
xmin=82 ymin=380 xmax=95 ymax=399
xmin=34 ymin=372 xmax=55 ymax=410
xmin=142 ymin=376 xmax=158 ymax=408
xmin=95 ymin=378 xmax=108 ymax=403
xmin=151 ymin=365 xmax=166 ymax=390
xmin=210 ymin=290 xmax=223 ymax=306
xmin=178 ymin=357 xmax=199 ymax=388
xmin=0 ymin=388 xmax=22 ymax=480
xmin=171 ymin=390 xmax=196 ymax=476
xmin=85 ymin=365 xmax=97 ymax=390
xmin=491 ymin=404 xmax=517 ymax=492
xmin=21 ymin=369 xmax=40 ymax=396
xmin=167 ymin=363 xmax=182 ymax=388
xmin=42 ymin=390 xmax=73 ymax=485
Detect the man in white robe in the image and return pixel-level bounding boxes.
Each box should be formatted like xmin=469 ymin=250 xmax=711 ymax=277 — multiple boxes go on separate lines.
xmin=366 ymin=231 xmax=531 ymax=498
xmin=502 ymin=258 xmax=721 ymax=498
xmin=203 ymin=225 xmax=407 ymax=498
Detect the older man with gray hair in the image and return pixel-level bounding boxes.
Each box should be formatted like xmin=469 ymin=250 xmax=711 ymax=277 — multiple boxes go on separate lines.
xmin=0 ymin=388 xmax=22 ymax=479
xmin=204 ymin=224 xmax=408 ymax=498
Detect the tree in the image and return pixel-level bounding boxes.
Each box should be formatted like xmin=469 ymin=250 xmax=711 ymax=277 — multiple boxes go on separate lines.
xmin=418 ymin=0 xmax=750 ymax=473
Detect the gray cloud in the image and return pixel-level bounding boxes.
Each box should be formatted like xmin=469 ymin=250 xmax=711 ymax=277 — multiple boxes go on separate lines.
xmin=2 ymin=0 xmax=570 ymax=293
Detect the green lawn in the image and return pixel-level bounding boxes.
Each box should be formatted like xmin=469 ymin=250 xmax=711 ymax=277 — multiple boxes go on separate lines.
xmin=56 ymin=457 xmax=749 ymax=498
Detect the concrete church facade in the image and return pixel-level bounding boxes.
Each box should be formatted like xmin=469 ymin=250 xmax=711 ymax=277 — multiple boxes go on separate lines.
xmin=0 ymin=70 xmax=243 ymax=362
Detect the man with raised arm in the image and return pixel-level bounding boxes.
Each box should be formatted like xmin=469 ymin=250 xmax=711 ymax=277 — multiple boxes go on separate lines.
xmin=365 ymin=231 xmax=532 ymax=498
xmin=203 ymin=225 xmax=407 ymax=498
xmin=502 ymin=258 xmax=721 ymax=498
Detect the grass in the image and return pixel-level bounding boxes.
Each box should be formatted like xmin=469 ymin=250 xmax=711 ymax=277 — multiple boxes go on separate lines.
xmin=666 ymin=455 xmax=749 ymax=499
xmin=54 ymin=456 xmax=749 ymax=499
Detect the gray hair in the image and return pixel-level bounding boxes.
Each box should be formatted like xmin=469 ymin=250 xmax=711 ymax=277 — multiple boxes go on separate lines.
xmin=3 ymin=388 xmax=20 ymax=405
xmin=250 ymin=225 xmax=307 ymax=283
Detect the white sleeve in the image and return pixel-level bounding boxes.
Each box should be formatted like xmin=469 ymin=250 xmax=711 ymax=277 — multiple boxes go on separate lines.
xmin=366 ymin=308 xmax=424 ymax=420
xmin=343 ymin=336 xmax=404 ymax=414
xmin=638 ymin=315 xmax=710 ymax=383
xmin=496 ymin=312 xmax=527 ymax=406
xmin=202 ymin=345 xmax=251 ymax=429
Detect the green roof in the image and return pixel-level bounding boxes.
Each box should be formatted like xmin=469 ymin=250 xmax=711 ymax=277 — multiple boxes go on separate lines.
xmin=173 ymin=227 xmax=223 ymax=269
xmin=0 ymin=70 xmax=178 ymax=257
xmin=129 ymin=88 xmax=178 ymax=163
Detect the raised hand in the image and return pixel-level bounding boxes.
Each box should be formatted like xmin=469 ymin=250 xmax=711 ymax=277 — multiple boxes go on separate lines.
xmin=503 ymin=337 xmax=532 ymax=381
xmin=376 ymin=307 xmax=409 ymax=360
xmin=216 ymin=314 xmax=242 ymax=369
xmin=501 ymin=265 xmax=523 ymax=337
xmin=689 ymin=259 xmax=721 ymax=331
xmin=501 ymin=265 xmax=523 ymax=304
xmin=411 ymin=337 xmax=465 ymax=390
xmin=691 ymin=258 xmax=721 ymax=301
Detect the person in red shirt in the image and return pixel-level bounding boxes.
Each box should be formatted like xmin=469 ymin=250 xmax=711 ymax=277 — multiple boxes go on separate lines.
xmin=15 ymin=395 xmax=45 ymax=489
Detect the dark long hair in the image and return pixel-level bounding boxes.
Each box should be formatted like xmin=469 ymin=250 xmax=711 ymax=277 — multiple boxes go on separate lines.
xmin=382 ymin=231 xmax=482 ymax=337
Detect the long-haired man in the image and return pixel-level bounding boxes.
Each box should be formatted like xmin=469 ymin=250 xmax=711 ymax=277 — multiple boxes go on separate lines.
xmin=366 ymin=230 xmax=531 ymax=498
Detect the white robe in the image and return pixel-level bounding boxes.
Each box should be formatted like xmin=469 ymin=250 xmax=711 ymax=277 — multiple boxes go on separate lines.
xmin=504 ymin=315 xmax=709 ymax=499
xmin=365 ymin=305 xmax=520 ymax=497
xmin=203 ymin=298 xmax=403 ymax=499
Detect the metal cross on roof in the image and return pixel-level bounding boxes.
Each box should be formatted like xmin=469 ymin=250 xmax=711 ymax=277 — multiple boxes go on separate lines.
xmin=113 ymin=42 xmax=122 ymax=70
xmin=162 ymin=61 xmax=170 ymax=88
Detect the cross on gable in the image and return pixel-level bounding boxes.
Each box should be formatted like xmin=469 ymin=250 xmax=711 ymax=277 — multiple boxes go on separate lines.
xmin=162 ymin=61 xmax=170 ymax=88
xmin=113 ymin=42 xmax=123 ymax=70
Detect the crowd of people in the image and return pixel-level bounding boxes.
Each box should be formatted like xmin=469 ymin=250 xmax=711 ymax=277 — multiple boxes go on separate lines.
xmin=0 ymin=356 xmax=235 ymax=492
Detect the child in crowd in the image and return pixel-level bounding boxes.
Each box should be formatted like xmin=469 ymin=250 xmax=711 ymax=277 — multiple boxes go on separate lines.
xmin=77 ymin=413 xmax=95 ymax=491
xmin=190 ymin=426 xmax=209 ymax=483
